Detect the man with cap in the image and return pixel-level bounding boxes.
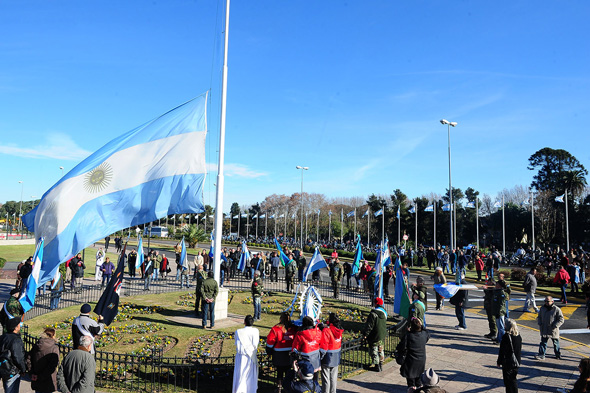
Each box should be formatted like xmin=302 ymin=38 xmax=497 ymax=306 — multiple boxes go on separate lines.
xmin=0 ymin=289 xmax=24 ymax=332
xmin=71 ymin=304 xmax=104 ymax=354
xmin=363 ymin=297 xmax=387 ymax=372
xmin=283 ymin=359 xmax=321 ymax=393
xmin=412 ymin=368 xmax=448 ymax=393
xmin=0 ymin=318 xmax=26 ymax=393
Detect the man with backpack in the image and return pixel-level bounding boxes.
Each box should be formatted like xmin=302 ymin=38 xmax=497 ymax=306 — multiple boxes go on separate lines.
xmin=0 ymin=318 xmax=26 ymax=393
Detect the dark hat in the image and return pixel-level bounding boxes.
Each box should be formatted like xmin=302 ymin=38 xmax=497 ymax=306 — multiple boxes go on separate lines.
xmin=421 ymin=368 xmax=440 ymax=386
xmin=6 ymin=317 xmax=21 ymax=332
xmin=297 ymin=360 xmax=314 ymax=380
xmin=10 ymin=288 xmax=20 ymax=296
xmin=80 ymin=303 xmax=92 ymax=314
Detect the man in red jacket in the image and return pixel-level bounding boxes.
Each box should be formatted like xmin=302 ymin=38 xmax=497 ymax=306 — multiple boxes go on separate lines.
xmin=291 ymin=317 xmax=322 ymax=382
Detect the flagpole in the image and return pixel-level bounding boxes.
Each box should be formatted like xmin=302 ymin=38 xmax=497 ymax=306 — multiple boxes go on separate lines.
xmin=305 ymin=212 xmax=308 ymax=244
xmin=434 ymin=201 xmax=437 ymax=248
xmin=382 ymin=206 xmax=385 ymax=245
xmin=565 ymin=189 xmax=570 ymax=251
xmin=238 ymin=213 xmax=241 ymax=238
xmin=453 ymin=201 xmax=457 ymax=249
xmin=476 ymin=198 xmax=480 ymax=250
xmin=294 ymin=212 xmax=297 ymax=244
xmin=246 ymin=211 xmax=249 ymax=239
xmin=328 ymin=212 xmax=331 ymax=243
xmin=265 ymin=213 xmax=268 ymax=240
xmin=530 ymin=189 xmax=535 ymax=252
xmin=502 ymin=193 xmax=505 ymax=258
xmin=415 ymin=201 xmax=418 ymax=248
xmin=316 ymin=211 xmax=319 ymax=242
xmin=256 ymin=215 xmax=259 ymax=239
xmin=283 ymin=211 xmax=286 ymax=239
xmin=367 ymin=209 xmax=370 ymax=249
xmin=397 ymin=208 xmax=400 ymax=246
xmin=340 ymin=209 xmax=343 ymax=242
xmin=354 ymin=208 xmax=357 ymax=237
xmin=212 ymin=0 xmax=230 ymax=285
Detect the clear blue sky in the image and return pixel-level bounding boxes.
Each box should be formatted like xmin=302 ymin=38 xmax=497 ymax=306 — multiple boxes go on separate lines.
xmin=1 ymin=1 xmax=589 ymax=212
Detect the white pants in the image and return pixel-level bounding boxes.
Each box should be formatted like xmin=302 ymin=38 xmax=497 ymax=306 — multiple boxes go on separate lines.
xmin=524 ymin=291 xmax=538 ymax=311
xmin=321 ymin=365 xmax=338 ymax=393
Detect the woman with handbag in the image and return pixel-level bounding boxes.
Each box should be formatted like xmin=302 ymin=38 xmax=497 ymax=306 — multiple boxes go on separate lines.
xmin=497 ymin=318 xmax=522 ymax=393
xmin=397 ymin=317 xmax=430 ymax=390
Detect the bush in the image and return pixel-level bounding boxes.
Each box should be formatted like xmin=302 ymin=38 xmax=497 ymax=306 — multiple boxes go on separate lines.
xmin=0 ymin=257 xmax=5 ymax=269
xmin=536 ymin=265 xmax=545 ymax=274
xmin=510 ymin=268 xmax=527 ymax=282
xmin=535 ymin=272 xmax=548 ymax=286
xmin=467 ymin=262 xmax=474 ymax=271
xmin=498 ymin=269 xmax=511 ymax=280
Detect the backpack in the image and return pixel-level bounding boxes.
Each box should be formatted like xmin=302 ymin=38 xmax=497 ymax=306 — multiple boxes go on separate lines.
xmin=0 ymin=348 xmax=15 ymax=379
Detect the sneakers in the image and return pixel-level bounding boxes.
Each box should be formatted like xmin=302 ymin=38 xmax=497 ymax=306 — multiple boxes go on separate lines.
xmin=484 ymin=333 xmax=495 ymax=339
xmin=455 ymin=325 xmax=465 ymax=330
xmin=534 ymin=355 xmax=545 ymax=360
xmin=556 ymin=354 xmax=562 ymax=360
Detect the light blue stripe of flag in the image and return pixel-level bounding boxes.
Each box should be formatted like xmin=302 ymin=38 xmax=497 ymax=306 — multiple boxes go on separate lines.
xmin=136 ymin=236 xmax=145 ymax=269
xmin=493 ymin=201 xmax=502 ymax=208
xmin=442 ymin=203 xmax=451 ymax=211
xmin=352 ymin=235 xmax=363 ymax=275
xmin=19 ymin=237 xmax=44 ymax=312
xmin=347 ymin=210 xmax=355 ymax=218
xmin=433 ymin=283 xmax=461 ymax=298
xmin=396 ymin=206 xmax=400 ymax=219
xmin=424 ymin=205 xmax=434 ymax=212
xmin=303 ymin=247 xmax=328 ymax=282
xmin=22 ymin=95 xmax=207 ymax=285
xmin=408 ymin=206 xmax=415 ymax=214
xmin=466 ymin=201 xmax=476 ymax=208
xmin=374 ymin=209 xmax=383 ymax=217
xmin=238 ymin=241 xmax=250 ymax=272
xmin=555 ymin=194 xmax=565 ymax=203
xmin=180 ymin=236 xmax=187 ymax=270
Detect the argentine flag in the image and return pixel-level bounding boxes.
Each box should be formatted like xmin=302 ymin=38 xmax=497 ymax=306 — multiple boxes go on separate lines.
xmin=302 ymin=247 xmax=328 ymax=282
xmin=347 ymin=210 xmax=355 ymax=218
xmin=136 ymin=235 xmax=145 ymax=270
xmin=397 ymin=206 xmax=400 ymax=219
xmin=555 ymin=194 xmax=565 ymax=203
xmin=351 ymin=234 xmax=363 ymax=275
xmin=494 ymin=201 xmax=502 ymax=208
xmin=237 ymin=241 xmax=250 ymax=272
xmin=19 ymin=237 xmax=44 ymax=312
xmin=374 ymin=209 xmax=383 ymax=217
xmin=274 ymin=238 xmax=291 ymax=266
xmin=424 ymin=205 xmax=434 ymax=212
xmin=408 ymin=206 xmax=415 ymax=214
xmin=382 ymin=239 xmax=392 ymax=267
xmin=362 ymin=209 xmax=369 ymax=218
xmin=466 ymin=201 xmax=476 ymax=208
xmin=180 ymin=236 xmax=187 ymax=270
xmin=22 ymin=95 xmax=207 ymax=285
xmin=442 ymin=203 xmax=451 ymax=211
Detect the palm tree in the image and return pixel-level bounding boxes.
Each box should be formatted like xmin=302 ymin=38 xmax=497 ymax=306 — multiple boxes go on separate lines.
xmin=562 ymin=169 xmax=588 ymax=199
xmin=182 ymin=224 xmax=208 ymax=248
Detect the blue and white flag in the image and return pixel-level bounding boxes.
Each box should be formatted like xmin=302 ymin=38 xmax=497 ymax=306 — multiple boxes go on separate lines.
xmin=424 ymin=205 xmax=434 ymax=212
xmin=328 ymin=210 xmax=332 ymax=216
xmin=50 ymin=269 xmax=61 ymax=289
xmin=374 ymin=209 xmax=384 ymax=217
xmin=232 ymin=215 xmax=239 ymax=219
xmin=494 ymin=201 xmax=502 ymax=208
xmin=555 ymin=194 xmax=565 ymax=203
xmin=442 ymin=203 xmax=451 ymax=211
xmin=303 ymin=247 xmax=328 ymax=282
xmin=208 ymin=233 xmax=214 ymax=258
xmin=347 ymin=210 xmax=355 ymax=218
xmin=279 ymin=214 xmax=285 ymax=218
xmin=383 ymin=239 xmax=392 ymax=267
xmin=520 ymin=200 xmax=530 ymax=206
xmin=269 ymin=214 xmax=275 ymax=219
xmin=237 ymin=241 xmax=250 ymax=272
xmin=241 ymin=213 xmax=248 ymax=218
xmin=274 ymin=238 xmax=291 ymax=266
xmin=352 ymin=234 xmax=363 ymax=275
xmin=259 ymin=214 xmax=266 ymax=219
xmin=136 ymin=236 xmax=145 ymax=269
xmin=19 ymin=237 xmax=44 ymax=312
xmin=22 ymin=95 xmax=208 ymax=285
xmin=362 ymin=209 xmax=369 ymax=218
xmin=434 ymin=283 xmax=478 ymax=298
xmin=397 ymin=206 xmax=400 ymax=219
xmin=408 ymin=206 xmax=415 ymax=214
xmin=374 ymin=245 xmax=383 ymax=299
xmin=291 ymin=213 xmax=297 ymax=219
xmin=180 ymin=236 xmax=187 ymax=270
xmin=252 ymin=213 xmax=258 ymax=219
xmin=466 ymin=201 xmax=476 ymax=208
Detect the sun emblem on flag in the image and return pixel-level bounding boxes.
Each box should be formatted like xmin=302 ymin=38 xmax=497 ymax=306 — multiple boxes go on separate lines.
xmin=84 ymin=162 xmax=113 ymax=193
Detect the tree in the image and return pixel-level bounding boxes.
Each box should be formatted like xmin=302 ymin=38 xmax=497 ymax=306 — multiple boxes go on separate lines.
xmin=562 ymin=169 xmax=588 ymax=200
xmin=182 ymin=224 xmax=208 ymax=248
xmin=528 ymin=148 xmax=587 ymax=193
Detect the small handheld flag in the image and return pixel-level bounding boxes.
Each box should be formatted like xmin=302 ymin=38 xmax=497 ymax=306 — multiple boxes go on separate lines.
xmin=274 ymin=238 xmax=291 ymax=266
xmin=136 ymin=235 xmax=144 ymax=269
xmin=19 ymin=237 xmax=44 ymax=312
xmin=302 ymin=247 xmax=328 ymax=282
xmin=180 ymin=236 xmax=187 ymax=270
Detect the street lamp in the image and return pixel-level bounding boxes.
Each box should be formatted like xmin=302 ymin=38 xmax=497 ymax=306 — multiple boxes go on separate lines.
xmin=59 ymin=166 xmax=64 ymax=177
xmin=296 ymin=166 xmax=309 ymax=249
xmin=440 ymin=119 xmax=457 ymax=250
xmin=18 ymin=181 xmax=24 ymax=235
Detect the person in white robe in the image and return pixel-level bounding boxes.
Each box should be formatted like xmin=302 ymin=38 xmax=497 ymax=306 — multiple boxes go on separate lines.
xmin=232 ymin=315 xmax=259 ymax=393
xmin=95 ymin=249 xmax=104 ymax=281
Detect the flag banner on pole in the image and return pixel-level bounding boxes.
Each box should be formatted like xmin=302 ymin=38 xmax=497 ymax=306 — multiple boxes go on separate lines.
xmin=232 ymin=215 xmax=239 ymax=219
xmin=442 ymin=203 xmax=451 ymax=211
xmin=433 ymin=283 xmax=478 ymax=298
xmin=208 ymin=233 xmax=214 ymax=258
xmin=396 ymin=206 xmax=400 ymax=219
xmin=237 ymin=241 xmax=250 ymax=272
xmin=50 ymin=270 xmax=61 ymax=289
xmin=362 ymin=210 xmax=369 ymax=218
xmin=316 ymin=209 xmax=320 ymax=215
xmin=493 ymin=201 xmax=502 ymax=208
xmin=328 ymin=210 xmax=332 ymax=216
xmin=374 ymin=209 xmax=383 ymax=217
xmin=136 ymin=235 xmax=144 ymax=269
xmin=408 ymin=206 xmax=415 ymax=214
xmin=303 ymin=247 xmax=328 ymax=282
xmin=279 ymin=214 xmax=285 ymax=218
xmin=22 ymin=95 xmax=208 ymax=285
xmin=374 ymin=246 xmax=382 ymax=299
xmin=382 ymin=238 xmax=392 ymax=267
xmin=520 ymin=200 xmax=530 ymax=207
xmin=94 ymin=242 xmax=127 ymax=325
xmin=180 ymin=236 xmax=187 ymax=270
xmin=252 ymin=214 xmax=258 ymax=219
xmin=424 ymin=205 xmax=434 ymax=212
xmin=555 ymin=194 xmax=565 ymax=203
xmin=274 ymin=238 xmax=291 ymax=266
xmin=241 ymin=213 xmax=248 ymax=218
xmin=269 ymin=214 xmax=275 ymax=219
xmin=291 ymin=213 xmax=296 ymax=219
xmin=259 ymin=214 xmax=265 ymax=218
xmin=347 ymin=210 xmax=355 ymax=218
xmin=351 ymin=234 xmax=363 ymax=275
xmin=19 ymin=237 xmax=44 ymax=312
xmin=393 ymin=263 xmax=411 ymax=318
xmin=466 ymin=201 xmax=476 ymax=208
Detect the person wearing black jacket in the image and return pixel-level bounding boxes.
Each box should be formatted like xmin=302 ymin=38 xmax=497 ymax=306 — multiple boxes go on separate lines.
xmin=497 ymin=318 xmax=522 ymax=393
xmin=449 ymin=287 xmax=468 ymax=330
xmin=0 ymin=318 xmax=26 ymax=393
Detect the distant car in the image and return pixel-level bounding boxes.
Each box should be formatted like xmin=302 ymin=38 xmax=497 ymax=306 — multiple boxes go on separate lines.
xmin=144 ymin=226 xmax=169 ymax=238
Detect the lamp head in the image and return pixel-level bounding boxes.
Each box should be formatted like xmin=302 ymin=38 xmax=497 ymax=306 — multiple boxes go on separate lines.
xmin=303 ymin=167 xmax=309 ymax=170
xmin=296 ymin=166 xmax=302 ymax=169
xmin=450 ymin=122 xmax=458 ymax=127
xmin=440 ymin=119 xmax=450 ymax=125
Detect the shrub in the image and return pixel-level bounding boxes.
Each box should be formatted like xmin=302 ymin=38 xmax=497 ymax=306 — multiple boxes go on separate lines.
xmin=535 ymin=273 xmax=548 ymax=286
xmin=0 ymin=257 xmax=5 ymax=269
xmin=498 ymin=269 xmax=511 ymax=280
xmin=510 ymin=268 xmax=527 ymax=282
xmin=467 ymin=262 xmax=474 ymax=271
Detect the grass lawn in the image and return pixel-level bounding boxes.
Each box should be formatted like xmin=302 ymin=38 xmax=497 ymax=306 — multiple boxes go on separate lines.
xmin=0 ymin=244 xmax=37 ymax=262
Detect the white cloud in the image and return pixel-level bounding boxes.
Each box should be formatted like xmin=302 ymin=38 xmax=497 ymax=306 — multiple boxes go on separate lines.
xmin=0 ymin=133 xmax=91 ymax=161
xmin=206 ymin=162 xmax=268 ymax=178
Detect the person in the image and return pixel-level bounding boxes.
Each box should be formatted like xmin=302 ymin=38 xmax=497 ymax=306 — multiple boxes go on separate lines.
xmin=554 ymin=265 xmax=571 ymax=304
xmin=319 ymin=313 xmax=343 ymax=393
xmin=232 ymin=315 xmax=259 ymax=393
xmin=100 ymin=257 xmax=115 ymax=288
xmin=127 ymin=249 xmax=137 ymax=277
xmin=174 ymin=242 xmax=182 ymax=280
xmin=570 ymin=358 xmax=590 ymax=393
xmin=50 ymin=273 xmax=64 ymax=310
xmin=180 ymin=258 xmax=190 ymax=288
xmin=266 ymin=312 xmax=296 ymax=392
xmin=413 ymin=368 xmax=448 ymax=393
xmin=330 ymin=258 xmax=343 ymax=299
xmin=297 ymin=254 xmax=307 ymax=282
xmin=200 ymin=271 xmax=218 ymax=329
xmin=535 ymin=296 xmax=564 ymax=360
xmin=362 ymin=297 xmax=387 ymax=372
xmin=57 ymin=335 xmax=96 ymax=393
xmin=95 ymin=248 xmax=104 ymax=281
xmin=143 ymin=256 xmax=154 ymax=290
xmin=411 ymin=276 xmax=428 ymax=311
xmin=475 ymin=253 xmax=485 ymax=281
xmin=72 ymin=303 xmax=105 ymax=354
xmin=251 ymin=270 xmax=264 ymax=321
xmin=270 ymin=252 xmax=280 ymax=282
xmin=26 ymin=327 xmax=59 ymax=393
xmin=343 ymin=260 xmax=352 ymax=290
xmin=409 ymin=291 xmax=426 ymax=327
xmin=569 ymin=262 xmax=581 ymax=294
xmin=432 ymin=267 xmax=446 ymax=311
xmin=160 ymin=253 xmax=169 ymax=279
xmin=497 ymin=318 xmax=522 ymax=393
xmin=285 ymin=257 xmax=297 ymax=293
xmin=493 ymin=280 xmax=509 ymax=343
xmin=16 ymin=256 xmax=32 ymax=290
xmin=194 ymin=264 xmax=207 ymax=317
xmin=0 ymin=318 xmax=26 ymax=393
xmin=449 ymin=287 xmax=468 ymax=330
xmin=523 ymin=267 xmax=539 ymax=313
xmin=0 ymin=289 xmax=24 ymax=331
xmin=282 ymin=359 xmax=320 ymax=393
xmin=292 ymin=317 xmax=322 ymax=381
xmin=398 ymin=317 xmax=430 ymax=389
xmin=104 ymin=235 xmax=111 ymax=251
xmin=383 ymin=264 xmax=393 ymax=298
xmin=70 ymin=253 xmax=85 ymax=292
xmin=483 ymin=279 xmax=498 ymax=340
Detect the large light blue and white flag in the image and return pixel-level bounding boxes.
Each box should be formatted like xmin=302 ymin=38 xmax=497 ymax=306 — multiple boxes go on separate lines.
xmin=136 ymin=235 xmax=145 ymax=269
xmin=22 ymin=95 xmax=208 ymax=285
xmin=493 ymin=201 xmax=502 ymax=208
xmin=466 ymin=201 xmax=476 ymax=208
xmin=237 ymin=241 xmax=250 ymax=272
xmin=180 ymin=236 xmax=187 ymax=270
xmin=434 ymin=283 xmax=478 ymax=298
xmin=208 ymin=233 xmax=214 ymax=258
xmin=347 ymin=210 xmax=355 ymax=218
xmin=374 ymin=208 xmax=384 ymax=217
xmin=303 ymin=247 xmax=328 ymax=282
xmin=19 ymin=237 xmax=44 ymax=312
xmin=442 ymin=203 xmax=451 ymax=211
xmin=424 ymin=205 xmax=434 ymax=212
xmin=408 ymin=206 xmax=415 ymax=214
xmin=397 ymin=206 xmax=400 ymax=219
xmin=555 ymin=194 xmax=565 ymax=203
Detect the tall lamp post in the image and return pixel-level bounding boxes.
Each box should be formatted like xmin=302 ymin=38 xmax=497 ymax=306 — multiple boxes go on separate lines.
xmin=59 ymin=166 xmax=64 ymax=177
xmin=296 ymin=166 xmax=309 ymax=249
xmin=440 ymin=119 xmax=457 ymax=250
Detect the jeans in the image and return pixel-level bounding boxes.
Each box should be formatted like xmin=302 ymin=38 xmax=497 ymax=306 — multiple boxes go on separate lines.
xmin=180 ymin=274 xmax=189 ymax=288
xmin=101 ymin=274 xmax=111 ymax=287
xmin=153 ymin=269 xmax=159 ymax=281
xmin=496 ymin=315 xmax=506 ymax=342
xmin=203 ymin=301 xmax=215 ymax=328
xmin=524 ymin=292 xmax=538 ymax=311
xmin=506 ymin=300 xmax=510 ymax=319
xmin=539 ymin=336 xmax=561 ymax=357
xmin=321 ymin=365 xmax=338 ymax=393
xmin=270 ymin=266 xmax=279 ymax=282
xmin=455 ymin=305 xmax=466 ymax=328
xmin=443 ymin=263 xmax=450 ymax=274
xmin=50 ymin=291 xmax=61 ymax=310
xmin=561 ymin=284 xmax=568 ymax=302
xmin=220 ymin=270 xmax=225 ymax=287
xmin=176 ymin=267 xmax=181 ymax=281
xmin=144 ymin=275 xmax=152 ymax=290
xmin=3 ymin=374 xmax=20 ymax=393
xmin=253 ymin=296 xmax=261 ymax=320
